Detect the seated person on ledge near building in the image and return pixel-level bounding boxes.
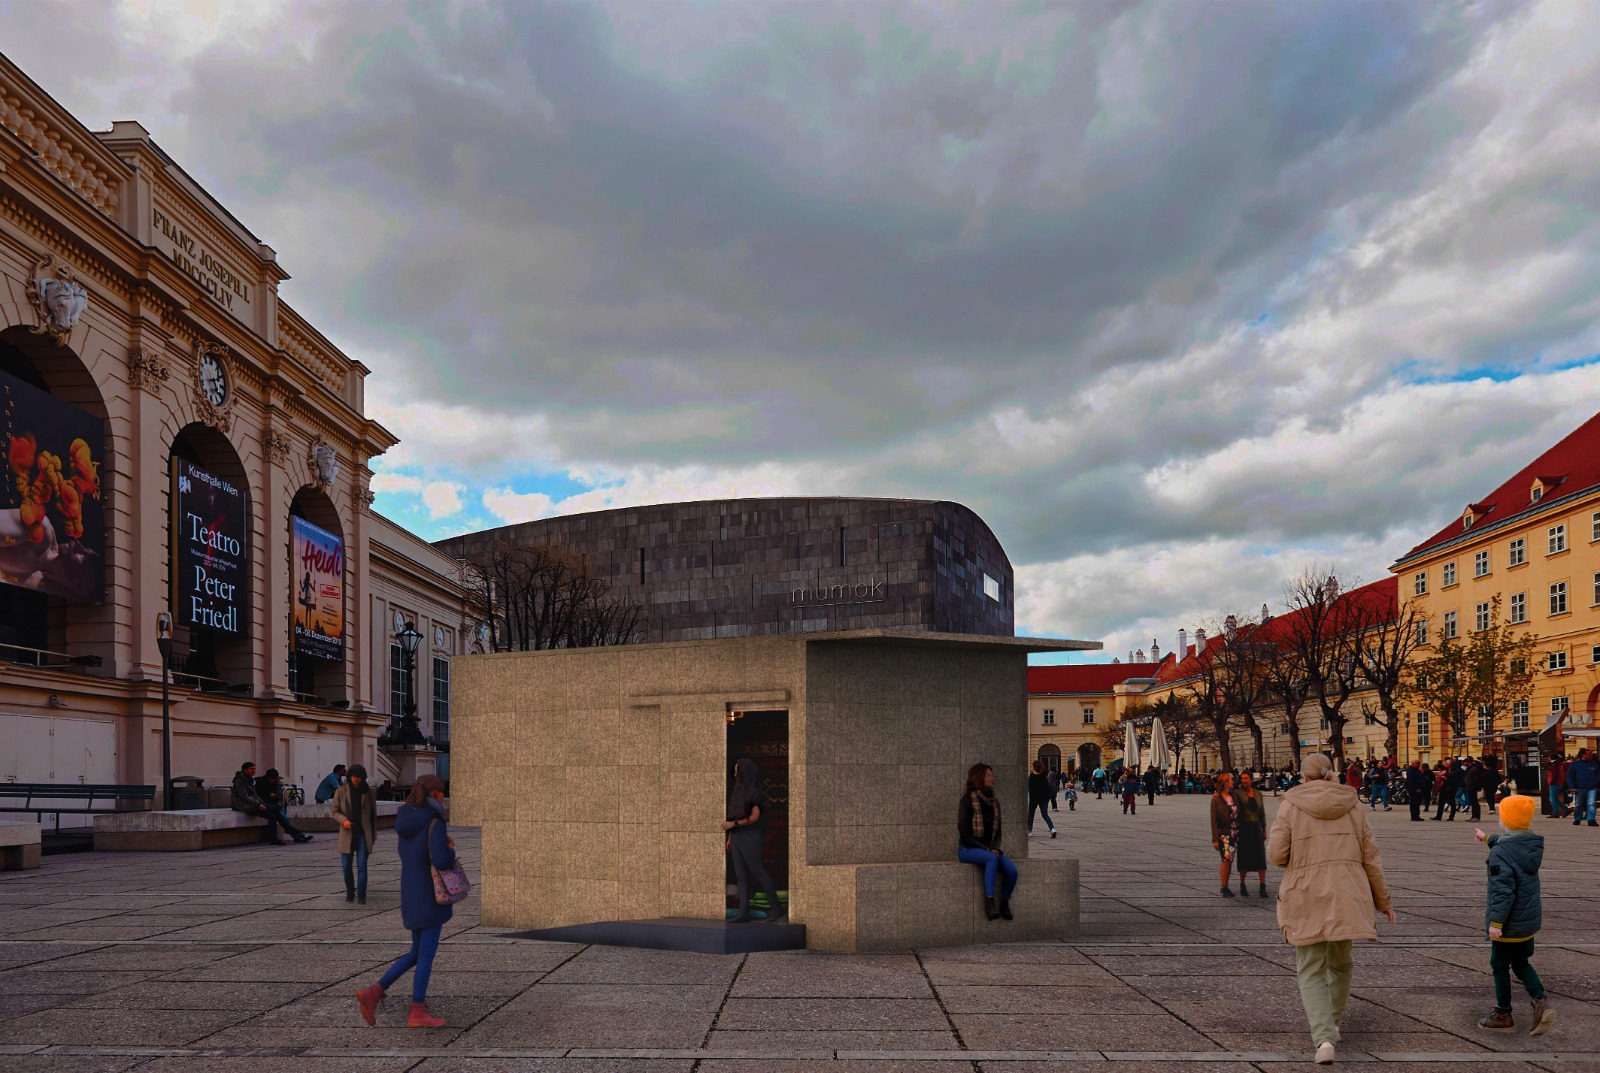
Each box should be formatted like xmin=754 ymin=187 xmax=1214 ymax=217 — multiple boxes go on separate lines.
xmin=958 ymin=762 xmax=1017 ymax=922
xmin=315 ymin=764 xmax=347 ymax=803
xmin=231 ymin=762 xmax=312 ymax=845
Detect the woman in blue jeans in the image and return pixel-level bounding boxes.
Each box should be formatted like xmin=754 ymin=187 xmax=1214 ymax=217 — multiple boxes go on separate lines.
xmin=357 ymin=774 xmax=455 ymax=1028
xmin=958 ymin=762 xmax=1018 ymax=922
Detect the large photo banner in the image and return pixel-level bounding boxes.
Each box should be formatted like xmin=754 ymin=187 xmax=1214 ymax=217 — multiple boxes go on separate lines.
xmin=0 ymin=368 xmax=106 ymax=603
xmin=291 ymin=516 xmax=344 ymax=661
xmin=172 ymin=458 xmax=247 ymax=635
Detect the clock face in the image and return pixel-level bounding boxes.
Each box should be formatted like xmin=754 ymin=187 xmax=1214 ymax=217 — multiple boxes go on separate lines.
xmin=200 ymin=354 xmax=228 ymax=407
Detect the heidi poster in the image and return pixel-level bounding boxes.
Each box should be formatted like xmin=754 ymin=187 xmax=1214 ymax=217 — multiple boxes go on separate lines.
xmin=291 ymin=515 xmax=343 ymax=661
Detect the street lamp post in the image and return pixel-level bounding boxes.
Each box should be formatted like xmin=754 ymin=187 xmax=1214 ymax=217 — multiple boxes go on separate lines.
xmin=1404 ymin=715 xmax=1411 ymax=766
xmin=156 ymin=612 xmax=173 ymax=810
xmin=393 ymin=620 xmax=426 ymax=745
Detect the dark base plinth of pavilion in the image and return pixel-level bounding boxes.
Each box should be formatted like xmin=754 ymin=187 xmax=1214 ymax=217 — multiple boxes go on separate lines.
xmin=511 ymin=916 xmax=807 ymax=955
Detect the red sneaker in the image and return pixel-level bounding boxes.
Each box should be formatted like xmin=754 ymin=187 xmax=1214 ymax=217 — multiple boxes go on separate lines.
xmin=408 ymin=1002 xmax=446 ymax=1028
xmin=356 ymin=983 xmax=384 ymax=1026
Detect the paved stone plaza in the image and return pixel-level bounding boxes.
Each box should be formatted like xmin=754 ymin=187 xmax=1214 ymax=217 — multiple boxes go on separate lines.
xmin=1 ymin=793 xmax=1596 ymax=1072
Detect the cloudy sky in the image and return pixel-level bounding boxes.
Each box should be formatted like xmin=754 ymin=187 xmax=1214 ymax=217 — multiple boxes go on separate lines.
xmin=6 ymin=0 xmax=1599 ymax=661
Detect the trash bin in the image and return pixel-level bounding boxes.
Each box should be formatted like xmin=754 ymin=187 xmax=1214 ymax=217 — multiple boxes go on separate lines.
xmin=169 ymin=776 xmax=206 ymax=810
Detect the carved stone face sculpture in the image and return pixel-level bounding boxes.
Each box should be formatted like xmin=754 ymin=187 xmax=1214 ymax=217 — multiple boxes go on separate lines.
xmin=311 ymin=443 xmax=340 ymax=488
xmin=41 ymin=277 xmax=88 ymax=330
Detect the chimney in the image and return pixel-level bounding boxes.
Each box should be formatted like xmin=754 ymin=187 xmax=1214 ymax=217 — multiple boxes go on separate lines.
xmin=1224 ymin=614 xmax=1238 ymax=641
xmin=1325 ymin=575 xmax=1340 ymax=602
xmin=1150 ymin=639 xmax=1161 ymax=660
xmin=1261 ymin=602 xmax=1272 ymax=623
xmin=1112 ymin=657 xmax=1120 ymax=664
xmin=1127 ymin=650 xmax=1135 ymax=663
xmin=1195 ymin=627 xmax=1206 ymax=646
xmin=1177 ymin=628 xmax=1188 ymax=660
xmin=1136 ymin=648 xmax=1146 ymax=662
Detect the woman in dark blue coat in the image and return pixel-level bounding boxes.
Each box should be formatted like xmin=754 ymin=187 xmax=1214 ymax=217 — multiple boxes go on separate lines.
xmin=356 ymin=774 xmax=456 ymax=1028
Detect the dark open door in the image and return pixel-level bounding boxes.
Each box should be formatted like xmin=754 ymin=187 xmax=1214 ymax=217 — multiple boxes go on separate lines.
xmin=726 ymin=709 xmax=789 ymax=916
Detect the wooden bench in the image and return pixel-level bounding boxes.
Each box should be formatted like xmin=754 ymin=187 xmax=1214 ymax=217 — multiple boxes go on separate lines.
xmin=93 ymin=808 xmax=267 ymax=851
xmin=0 ymin=822 xmax=42 ymax=870
xmin=0 ymin=783 xmax=157 ymax=829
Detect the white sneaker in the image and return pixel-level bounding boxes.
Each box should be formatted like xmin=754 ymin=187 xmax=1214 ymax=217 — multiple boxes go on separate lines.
xmin=1314 ymin=1042 xmax=1336 ymax=1064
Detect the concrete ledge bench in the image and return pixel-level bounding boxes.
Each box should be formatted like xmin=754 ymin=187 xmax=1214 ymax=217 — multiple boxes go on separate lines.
xmin=803 ymin=858 xmax=1079 ymax=952
xmin=288 ymin=801 xmax=401 ymax=832
xmin=94 ymin=809 xmax=267 ymax=851
xmin=0 ymin=822 xmax=43 ymax=870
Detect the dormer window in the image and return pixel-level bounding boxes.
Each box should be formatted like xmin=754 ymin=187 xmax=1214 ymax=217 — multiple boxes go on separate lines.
xmin=1531 ymin=486 xmax=1543 ymax=503
xmin=1462 ymin=509 xmax=1475 ymax=530
xmin=1531 ymin=476 xmax=1564 ymax=504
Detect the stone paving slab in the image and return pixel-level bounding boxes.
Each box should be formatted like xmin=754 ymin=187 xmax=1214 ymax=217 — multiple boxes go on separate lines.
xmin=3 ymin=794 xmax=1598 ymax=1071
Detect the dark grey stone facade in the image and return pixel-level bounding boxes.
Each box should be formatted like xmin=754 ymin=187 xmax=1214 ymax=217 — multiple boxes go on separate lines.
xmin=435 ymin=497 xmax=1014 ymax=643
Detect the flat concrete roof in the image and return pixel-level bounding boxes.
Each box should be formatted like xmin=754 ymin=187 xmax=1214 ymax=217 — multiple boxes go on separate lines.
xmin=465 ymin=628 xmax=1099 ymax=660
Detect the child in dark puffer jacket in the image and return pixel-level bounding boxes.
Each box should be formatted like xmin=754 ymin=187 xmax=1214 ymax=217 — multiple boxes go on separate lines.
xmin=1473 ymin=795 xmax=1554 ymax=1036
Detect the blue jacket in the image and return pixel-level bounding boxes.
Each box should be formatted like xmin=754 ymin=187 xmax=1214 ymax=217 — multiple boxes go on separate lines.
xmin=1485 ymin=830 xmax=1543 ymax=940
xmin=1569 ymin=756 xmax=1600 ymax=791
xmin=314 ymin=773 xmax=342 ymax=803
xmin=395 ymin=799 xmax=456 ymax=931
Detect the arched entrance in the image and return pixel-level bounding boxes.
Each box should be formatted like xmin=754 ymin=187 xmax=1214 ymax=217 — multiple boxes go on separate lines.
xmin=169 ymin=422 xmax=252 ymax=690
xmin=0 ymin=327 xmax=111 ymax=663
xmin=1036 ymin=742 xmax=1061 ymax=774
xmin=288 ymin=487 xmax=347 ymax=705
xmin=1077 ymin=742 xmax=1101 ymax=775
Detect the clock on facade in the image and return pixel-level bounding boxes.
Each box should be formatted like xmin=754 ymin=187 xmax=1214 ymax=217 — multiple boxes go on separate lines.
xmin=199 ymin=351 xmax=229 ymax=407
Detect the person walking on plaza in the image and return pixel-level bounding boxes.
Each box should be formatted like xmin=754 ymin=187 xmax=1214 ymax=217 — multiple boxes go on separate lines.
xmin=1027 ymin=760 xmax=1058 ymax=837
xmin=1569 ymin=749 xmax=1600 ymax=826
xmin=315 ymin=764 xmax=347 ymax=803
xmin=1143 ymin=765 xmax=1160 ymax=807
xmin=1047 ymin=766 xmax=1062 ymax=813
xmin=357 ymin=774 xmax=455 ymax=1029
xmin=724 ymin=757 xmax=785 ymax=922
xmin=1235 ymin=770 xmax=1270 ymax=897
xmin=1464 ymin=759 xmax=1485 ymax=822
xmin=1546 ymin=754 xmax=1570 ymax=819
xmin=332 ymin=764 xmax=377 ymax=904
xmin=1268 ymin=752 xmax=1395 ymax=1065
xmin=1210 ymin=773 xmax=1241 ymax=897
xmin=958 ymin=762 xmax=1017 ymax=921
xmin=1120 ymin=770 xmax=1140 ymax=815
xmin=1473 ymin=795 xmax=1556 ymax=1035
xmin=1434 ymin=759 xmax=1463 ymax=822
xmin=231 ymin=762 xmax=312 ymax=845
xmin=1369 ymin=762 xmax=1391 ymax=811
xmin=1417 ymin=762 xmax=1434 ymax=817
xmin=1405 ymin=760 xmax=1428 ymax=822
xmin=1062 ymin=779 xmax=1078 ymax=811
xmin=1093 ymin=765 xmax=1107 ymax=799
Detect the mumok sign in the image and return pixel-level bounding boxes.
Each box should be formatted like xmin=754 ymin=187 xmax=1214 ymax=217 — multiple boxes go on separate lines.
xmin=791 ymin=576 xmax=887 ymax=605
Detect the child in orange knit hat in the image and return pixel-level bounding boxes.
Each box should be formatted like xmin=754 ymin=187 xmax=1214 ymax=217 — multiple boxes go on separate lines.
xmin=1473 ymin=795 xmax=1553 ymax=1035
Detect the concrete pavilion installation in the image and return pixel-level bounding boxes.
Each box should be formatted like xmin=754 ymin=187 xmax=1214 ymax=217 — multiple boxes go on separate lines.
xmin=453 ymin=628 xmax=1097 ymax=953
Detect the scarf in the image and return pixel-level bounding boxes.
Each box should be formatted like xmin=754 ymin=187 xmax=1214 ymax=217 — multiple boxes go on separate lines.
xmin=349 ymin=780 xmax=367 ymax=828
xmin=968 ymin=789 xmax=999 ymax=843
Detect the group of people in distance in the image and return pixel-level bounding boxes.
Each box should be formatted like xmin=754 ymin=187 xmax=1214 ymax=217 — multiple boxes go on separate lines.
xmin=959 ymin=753 xmax=1557 ymax=1065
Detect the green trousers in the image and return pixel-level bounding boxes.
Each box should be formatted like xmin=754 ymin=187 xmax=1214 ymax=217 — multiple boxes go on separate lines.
xmin=1490 ymin=938 xmax=1544 ymax=1010
xmin=1295 ymin=940 xmax=1354 ymax=1046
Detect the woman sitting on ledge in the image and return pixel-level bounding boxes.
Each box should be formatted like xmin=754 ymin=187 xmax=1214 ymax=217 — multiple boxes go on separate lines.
xmin=958 ymin=762 xmax=1017 ymax=921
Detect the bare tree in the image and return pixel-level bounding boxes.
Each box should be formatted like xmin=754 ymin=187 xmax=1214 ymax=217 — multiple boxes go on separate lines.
xmin=1400 ymin=637 xmax=1471 ymax=747
xmin=1258 ymin=652 xmax=1313 ymax=768
xmin=1176 ymin=635 xmax=1235 ymax=772
xmin=463 ymin=541 xmax=641 ymax=651
xmin=1279 ymin=567 xmax=1364 ymax=765
xmin=1348 ymin=585 xmax=1426 ymax=760
xmin=1211 ymin=613 xmax=1274 ymax=770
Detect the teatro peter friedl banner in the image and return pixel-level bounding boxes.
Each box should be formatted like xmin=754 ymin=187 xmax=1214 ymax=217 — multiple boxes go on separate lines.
xmin=0 ymin=368 xmax=105 ymax=603
xmin=172 ymin=458 xmax=248 ymax=635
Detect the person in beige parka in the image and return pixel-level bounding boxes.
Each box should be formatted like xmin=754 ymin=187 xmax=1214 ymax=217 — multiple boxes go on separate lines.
xmin=1268 ymin=752 xmax=1396 ymax=1065
xmin=331 ymin=764 xmax=379 ymax=904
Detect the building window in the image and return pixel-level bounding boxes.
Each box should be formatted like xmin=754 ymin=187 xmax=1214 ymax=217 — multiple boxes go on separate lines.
xmin=1550 ymin=581 xmax=1568 ymax=616
xmin=1592 ymin=645 xmax=1600 ymax=665
xmin=1548 ymin=649 xmax=1568 ymax=671
xmin=1320 ymin=716 xmax=1330 ymax=731
xmin=1593 ymin=571 xmax=1600 ymax=607
xmin=431 ymin=656 xmax=451 ymax=742
xmin=1593 ymin=511 xmax=1600 ymax=543
xmin=1477 ymin=706 xmax=1493 ymax=739
xmin=1413 ymin=571 xmax=1428 ymax=596
xmin=1510 ymin=657 xmax=1526 ymax=676
xmin=1442 ymin=610 xmax=1458 ymax=639
xmin=1512 ymin=701 xmax=1529 ymax=731
xmin=1548 ymin=524 xmax=1567 ymax=555
xmin=1081 ymin=707 xmax=1096 ymax=724
xmin=389 ymin=643 xmax=406 ymax=716
xmin=1532 ymin=486 xmax=1543 ymax=503
xmin=982 ymin=573 xmax=1001 ymax=602
xmin=1551 ymin=695 xmax=1569 ymax=719
xmin=1415 ymin=619 xmax=1428 ymax=645
xmin=1364 ymin=709 xmax=1378 ymax=726
xmin=1510 ymin=592 xmax=1527 ymax=624
xmin=1474 ymin=601 xmax=1490 ymax=633
xmin=1042 ymin=708 xmax=1055 ymax=726
xmin=1508 ymin=537 xmax=1526 ymax=567
xmin=1415 ymin=714 xmax=1430 ymax=749
xmin=1474 ymin=549 xmax=1490 ymax=578
xmin=1442 ymin=561 xmax=1457 ymax=587
xmin=838 ymin=526 xmax=847 ymax=568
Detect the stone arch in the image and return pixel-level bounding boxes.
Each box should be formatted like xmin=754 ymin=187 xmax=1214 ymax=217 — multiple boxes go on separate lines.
xmin=169 ymin=421 xmax=254 ymax=690
xmin=1077 ymin=742 xmax=1101 ymax=776
xmin=287 ymin=485 xmax=348 ymax=704
xmin=1036 ymin=742 xmax=1061 ymax=774
xmin=0 ymin=324 xmax=113 ymax=662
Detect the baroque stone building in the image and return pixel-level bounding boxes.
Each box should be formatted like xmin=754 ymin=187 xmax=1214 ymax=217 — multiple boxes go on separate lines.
xmin=437 ymin=497 xmax=1015 ymax=644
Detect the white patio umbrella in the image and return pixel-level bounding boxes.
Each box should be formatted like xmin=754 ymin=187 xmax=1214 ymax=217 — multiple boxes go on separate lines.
xmin=1149 ymin=717 xmax=1174 ymax=773
xmin=1123 ymin=719 xmax=1141 ymax=775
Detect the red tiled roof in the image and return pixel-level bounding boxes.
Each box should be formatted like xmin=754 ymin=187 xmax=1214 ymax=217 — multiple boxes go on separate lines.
xmin=1400 ymin=411 xmax=1600 ymax=562
xmin=1029 ymin=663 xmax=1160 ymax=695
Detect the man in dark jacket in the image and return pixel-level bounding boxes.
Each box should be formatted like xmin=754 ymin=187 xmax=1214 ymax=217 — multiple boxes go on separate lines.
xmin=1405 ymin=760 xmax=1428 ymax=822
xmin=231 ymin=762 xmax=312 ymax=845
xmin=1569 ymin=749 xmax=1600 ymax=826
xmin=1434 ymin=759 xmax=1463 ymax=821
xmin=1464 ymin=760 xmax=1485 ymax=822
xmin=1142 ymin=765 xmax=1160 ymax=806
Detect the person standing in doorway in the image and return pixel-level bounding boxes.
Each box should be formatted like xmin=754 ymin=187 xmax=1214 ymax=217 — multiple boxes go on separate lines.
xmin=1268 ymin=752 xmax=1395 ymax=1065
xmin=332 ymin=764 xmax=377 ymax=904
xmin=723 ymin=758 xmax=784 ymax=922
xmin=1210 ymin=773 xmax=1240 ymax=898
xmin=1027 ymin=760 xmax=1057 ymax=837
xmin=1235 ymin=771 xmax=1270 ymax=897
xmin=356 ymin=774 xmax=455 ymax=1028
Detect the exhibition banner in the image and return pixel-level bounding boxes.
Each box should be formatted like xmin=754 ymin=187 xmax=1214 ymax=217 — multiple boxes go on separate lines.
xmin=0 ymin=368 xmax=106 ymax=603
xmin=172 ymin=458 xmax=247 ymax=635
xmin=291 ymin=515 xmax=344 ymax=661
